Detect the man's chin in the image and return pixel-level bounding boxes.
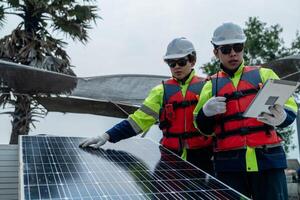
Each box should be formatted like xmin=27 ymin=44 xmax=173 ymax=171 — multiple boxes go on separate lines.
xmin=228 ymin=63 xmax=239 ymax=70
xmin=174 ymin=75 xmax=183 ymax=80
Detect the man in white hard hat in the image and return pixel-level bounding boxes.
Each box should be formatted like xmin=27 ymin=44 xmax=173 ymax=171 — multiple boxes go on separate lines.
xmin=193 ymin=22 xmax=298 ymax=199
xmin=80 ymin=37 xmax=214 ymax=174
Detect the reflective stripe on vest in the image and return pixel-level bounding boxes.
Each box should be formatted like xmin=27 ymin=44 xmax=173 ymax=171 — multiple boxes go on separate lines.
xmin=139 ymin=104 xmax=159 ymax=120
xmin=128 ymin=117 xmax=143 ymax=134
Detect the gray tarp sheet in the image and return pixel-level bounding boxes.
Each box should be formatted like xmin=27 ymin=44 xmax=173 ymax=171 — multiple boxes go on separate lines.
xmin=0 ymin=59 xmax=169 ymax=118
xmin=262 ymin=55 xmax=300 ymax=81
xmin=36 ymin=75 xmax=170 ymax=118
xmin=0 ymin=60 xmax=77 ymax=94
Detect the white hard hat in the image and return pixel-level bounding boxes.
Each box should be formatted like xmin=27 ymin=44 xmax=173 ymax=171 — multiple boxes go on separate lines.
xmin=211 ymin=22 xmax=246 ymax=45
xmin=164 ymin=37 xmax=195 ymax=60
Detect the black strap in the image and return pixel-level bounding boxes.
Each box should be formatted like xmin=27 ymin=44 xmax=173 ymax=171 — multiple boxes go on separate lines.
xmin=221 ymin=112 xmax=244 ymax=122
xmin=164 ymin=100 xmax=198 ymax=110
xmin=163 ymin=131 xmax=204 ymax=139
xmin=158 ymin=120 xmax=171 ymax=130
xmin=217 ymin=125 xmax=274 ymax=139
xmin=218 ymin=113 xmax=245 ymax=136
xmin=219 ymin=88 xmax=258 ymax=134
xmin=224 ymin=88 xmax=258 ymax=101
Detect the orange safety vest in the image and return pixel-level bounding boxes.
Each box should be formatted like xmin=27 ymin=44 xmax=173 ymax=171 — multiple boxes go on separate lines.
xmin=159 ymin=76 xmax=212 ymax=151
xmin=211 ymin=66 xmax=281 ymax=151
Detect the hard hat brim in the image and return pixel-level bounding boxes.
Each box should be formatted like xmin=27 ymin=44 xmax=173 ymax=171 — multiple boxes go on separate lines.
xmin=163 ymin=52 xmax=191 ymax=60
xmin=212 ymin=38 xmax=246 ymax=46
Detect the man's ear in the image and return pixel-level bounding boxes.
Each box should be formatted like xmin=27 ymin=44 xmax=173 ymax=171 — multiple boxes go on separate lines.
xmin=191 ymin=62 xmax=196 ymax=67
xmin=213 ymin=49 xmax=219 ymax=58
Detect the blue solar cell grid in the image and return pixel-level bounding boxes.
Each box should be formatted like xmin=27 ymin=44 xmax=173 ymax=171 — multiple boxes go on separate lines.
xmin=20 ymin=136 xmax=249 ymax=200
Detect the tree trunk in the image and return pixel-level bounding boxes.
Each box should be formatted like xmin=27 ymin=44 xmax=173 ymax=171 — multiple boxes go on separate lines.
xmin=9 ymin=95 xmax=32 ymax=144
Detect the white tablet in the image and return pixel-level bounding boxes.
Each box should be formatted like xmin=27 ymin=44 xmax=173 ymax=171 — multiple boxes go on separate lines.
xmin=243 ymin=79 xmax=299 ymax=118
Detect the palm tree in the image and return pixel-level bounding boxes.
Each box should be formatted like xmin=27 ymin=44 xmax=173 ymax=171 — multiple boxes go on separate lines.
xmin=0 ymin=0 xmax=99 ymax=144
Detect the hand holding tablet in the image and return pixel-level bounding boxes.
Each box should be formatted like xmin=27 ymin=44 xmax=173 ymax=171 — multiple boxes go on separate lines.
xmin=243 ymin=79 xmax=299 ymax=118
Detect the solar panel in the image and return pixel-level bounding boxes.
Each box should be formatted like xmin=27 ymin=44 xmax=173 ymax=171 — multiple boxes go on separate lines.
xmin=19 ymin=136 xmax=249 ymax=200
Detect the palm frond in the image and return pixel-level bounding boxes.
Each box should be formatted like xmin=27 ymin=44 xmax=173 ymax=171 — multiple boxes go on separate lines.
xmin=48 ymin=2 xmax=99 ymax=43
xmin=7 ymin=0 xmax=21 ymax=7
xmin=0 ymin=93 xmax=13 ymax=107
xmin=0 ymin=5 xmax=5 ymax=27
xmin=52 ymin=17 xmax=89 ymax=42
xmin=70 ymin=5 xmax=99 ymax=21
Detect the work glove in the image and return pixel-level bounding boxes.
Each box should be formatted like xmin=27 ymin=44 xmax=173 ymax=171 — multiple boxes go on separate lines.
xmin=79 ymin=132 xmax=110 ymax=148
xmin=202 ymin=96 xmax=227 ymax=117
xmin=257 ymin=104 xmax=287 ymax=126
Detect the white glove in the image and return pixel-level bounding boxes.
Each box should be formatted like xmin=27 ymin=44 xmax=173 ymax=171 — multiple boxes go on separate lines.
xmin=79 ymin=132 xmax=110 ymax=148
xmin=203 ymin=96 xmax=227 ymax=117
xmin=257 ymin=104 xmax=287 ymax=126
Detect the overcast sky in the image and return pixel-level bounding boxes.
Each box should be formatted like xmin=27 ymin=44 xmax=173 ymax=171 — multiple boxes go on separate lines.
xmin=0 ymin=0 xmax=300 ymax=158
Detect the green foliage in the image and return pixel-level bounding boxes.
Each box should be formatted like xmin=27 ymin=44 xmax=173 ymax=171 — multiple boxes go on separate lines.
xmin=291 ymin=31 xmax=300 ymax=54
xmin=0 ymin=5 xmax=4 ymax=27
xmin=0 ymin=0 xmax=100 ymax=43
xmin=7 ymin=0 xmax=20 ymax=7
xmin=277 ymin=126 xmax=296 ymax=153
xmin=201 ymin=57 xmax=220 ymax=76
xmin=244 ymin=17 xmax=290 ymax=65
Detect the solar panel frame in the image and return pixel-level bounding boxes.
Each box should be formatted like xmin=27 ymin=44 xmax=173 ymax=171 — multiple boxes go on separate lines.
xmin=19 ymin=138 xmax=24 ymax=200
xmin=19 ymin=136 xmax=250 ymax=200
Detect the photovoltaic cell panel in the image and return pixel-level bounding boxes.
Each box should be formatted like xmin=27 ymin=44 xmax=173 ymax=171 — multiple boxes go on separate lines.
xmin=19 ymin=136 xmax=249 ymax=200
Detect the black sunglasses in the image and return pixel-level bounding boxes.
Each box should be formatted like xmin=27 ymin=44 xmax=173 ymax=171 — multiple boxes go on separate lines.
xmin=165 ymin=57 xmax=189 ymax=68
xmin=217 ymin=43 xmax=244 ymax=54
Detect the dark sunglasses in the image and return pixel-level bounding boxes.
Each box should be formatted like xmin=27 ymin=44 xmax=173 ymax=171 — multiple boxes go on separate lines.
xmin=217 ymin=43 xmax=244 ymax=54
xmin=165 ymin=58 xmax=189 ymax=68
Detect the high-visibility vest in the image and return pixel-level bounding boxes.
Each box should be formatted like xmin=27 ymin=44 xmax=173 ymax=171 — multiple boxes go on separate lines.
xmin=159 ymin=76 xmax=212 ymax=151
xmin=211 ymin=66 xmax=280 ymax=151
